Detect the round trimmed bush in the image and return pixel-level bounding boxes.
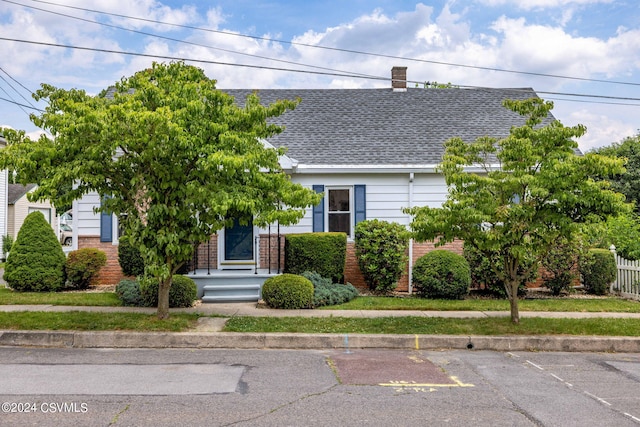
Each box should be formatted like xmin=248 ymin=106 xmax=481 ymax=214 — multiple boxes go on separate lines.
xmin=65 ymin=248 xmax=107 ymax=290
xmin=579 ymin=248 xmax=616 ymax=295
xmin=413 ymin=250 xmax=471 ymax=299
xmin=140 ymin=274 xmax=197 ymax=308
xmin=262 ymin=274 xmax=314 ymax=309
xmin=118 ymin=235 xmax=145 ymax=277
xmin=4 ymin=211 xmax=66 ymax=292
xmin=116 ymin=279 xmax=142 ymax=306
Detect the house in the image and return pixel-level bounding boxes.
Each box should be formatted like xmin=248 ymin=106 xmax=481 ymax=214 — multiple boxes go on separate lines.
xmin=7 ymin=184 xmax=58 ymax=239
xmin=0 ymin=136 xmax=7 ymax=242
xmin=72 ymin=67 xmax=552 ymax=299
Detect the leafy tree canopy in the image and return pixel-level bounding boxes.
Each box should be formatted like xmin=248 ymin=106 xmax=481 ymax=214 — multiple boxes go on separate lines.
xmin=0 ymin=61 xmax=321 ymax=318
xmin=591 ymin=132 xmax=640 ymax=213
xmin=405 ymin=98 xmax=628 ymax=323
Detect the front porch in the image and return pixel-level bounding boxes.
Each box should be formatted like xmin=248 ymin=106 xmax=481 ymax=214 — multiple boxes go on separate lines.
xmin=188 ymin=269 xmax=279 ymax=303
xmin=185 ymin=231 xmax=284 ymax=302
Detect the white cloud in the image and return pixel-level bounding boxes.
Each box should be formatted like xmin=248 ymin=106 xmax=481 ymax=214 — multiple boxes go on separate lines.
xmin=476 ymin=0 xmax=614 ymax=10
xmin=564 ymin=108 xmax=637 ymax=152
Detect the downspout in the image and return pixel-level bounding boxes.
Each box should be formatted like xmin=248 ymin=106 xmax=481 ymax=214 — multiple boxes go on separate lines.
xmin=408 ymin=172 xmax=414 ymax=294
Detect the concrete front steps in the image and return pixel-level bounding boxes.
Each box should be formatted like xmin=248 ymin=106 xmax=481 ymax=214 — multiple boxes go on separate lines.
xmin=187 ymin=270 xmax=279 ymax=303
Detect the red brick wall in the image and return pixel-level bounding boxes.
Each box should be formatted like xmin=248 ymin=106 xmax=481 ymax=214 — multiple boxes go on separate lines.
xmin=77 ymin=236 xmax=126 ymax=286
xmin=259 ymin=234 xmax=285 ymax=272
xmin=193 ymin=235 xmax=218 ymax=271
xmin=345 ymin=240 xmax=464 ymax=293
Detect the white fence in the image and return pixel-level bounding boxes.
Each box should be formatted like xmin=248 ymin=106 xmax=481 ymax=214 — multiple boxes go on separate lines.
xmin=611 ymin=246 xmax=640 ymax=300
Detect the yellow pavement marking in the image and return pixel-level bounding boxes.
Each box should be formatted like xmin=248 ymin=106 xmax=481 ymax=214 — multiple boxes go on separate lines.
xmin=379 ymin=376 xmax=474 ymax=388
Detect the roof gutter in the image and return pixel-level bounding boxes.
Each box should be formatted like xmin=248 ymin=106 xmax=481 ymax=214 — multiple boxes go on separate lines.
xmin=284 ymin=164 xmax=498 ymax=174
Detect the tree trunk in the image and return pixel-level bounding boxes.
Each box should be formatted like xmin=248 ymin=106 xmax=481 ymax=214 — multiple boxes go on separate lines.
xmin=508 ymin=281 xmax=520 ymax=324
xmin=157 ymin=276 xmax=172 ymax=320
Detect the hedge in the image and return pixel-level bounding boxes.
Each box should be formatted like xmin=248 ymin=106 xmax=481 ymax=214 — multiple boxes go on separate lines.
xmin=284 ymin=232 xmax=346 ymax=283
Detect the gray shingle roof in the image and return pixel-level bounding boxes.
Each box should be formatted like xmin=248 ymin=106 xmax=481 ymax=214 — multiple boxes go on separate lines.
xmin=8 ymin=183 xmax=36 ymax=204
xmin=224 ymin=87 xmax=552 ymax=165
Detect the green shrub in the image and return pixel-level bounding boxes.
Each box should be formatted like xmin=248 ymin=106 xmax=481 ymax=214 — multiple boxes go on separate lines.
xmin=541 ymin=238 xmax=579 ymax=296
xmin=579 ymin=248 xmax=617 ymax=295
xmin=64 ymin=248 xmax=107 ymax=290
xmin=4 ymin=211 xmax=66 ymax=292
xmin=118 ymin=235 xmax=145 ymax=277
xmin=413 ymin=250 xmax=471 ymax=299
xmin=354 ymin=219 xmax=409 ymax=294
xmin=301 ymin=271 xmax=359 ymax=307
xmin=284 ymin=233 xmax=346 ymax=283
xmin=262 ymin=273 xmax=314 ymax=309
xmin=116 ymin=279 xmax=142 ymax=306
xmin=301 ymin=271 xmax=332 ymax=288
xmin=140 ymin=274 xmax=198 ymax=308
xmin=463 ymin=244 xmax=533 ymax=298
xmin=2 ymin=234 xmax=13 ymax=256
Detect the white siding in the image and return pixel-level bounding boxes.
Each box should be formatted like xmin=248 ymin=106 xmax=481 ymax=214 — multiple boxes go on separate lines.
xmin=7 ymin=187 xmax=57 ymax=238
xmin=75 ymin=192 xmax=101 ymax=237
xmin=0 ymin=169 xmax=6 ymax=238
xmin=77 ymin=172 xmax=450 ymax=237
xmin=258 ymin=172 xmax=449 ymax=234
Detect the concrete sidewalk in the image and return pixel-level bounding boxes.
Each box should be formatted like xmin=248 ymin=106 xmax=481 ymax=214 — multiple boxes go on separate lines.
xmin=3 ymin=302 xmax=640 ymax=319
xmin=2 ymin=302 xmax=640 ymax=352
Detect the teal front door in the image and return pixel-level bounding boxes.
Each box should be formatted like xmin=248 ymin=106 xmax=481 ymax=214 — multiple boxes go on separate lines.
xmin=224 ymin=218 xmax=254 ymax=261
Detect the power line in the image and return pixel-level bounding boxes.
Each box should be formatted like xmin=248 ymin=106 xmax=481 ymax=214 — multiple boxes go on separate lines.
xmin=0 ymin=67 xmax=37 ymax=108
xmin=1 ymin=36 xmax=639 ymax=106
xmin=0 ymin=95 xmax=43 ymax=111
xmin=20 ymin=0 xmax=640 ymax=88
xmin=3 ymin=0 xmax=382 ymax=82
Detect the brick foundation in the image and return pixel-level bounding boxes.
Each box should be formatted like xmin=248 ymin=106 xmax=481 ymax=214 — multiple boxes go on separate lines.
xmin=81 ymin=232 xmax=576 ymax=291
xmin=346 ymin=240 xmax=465 ymax=292
xmin=77 ymin=236 xmax=127 ymax=286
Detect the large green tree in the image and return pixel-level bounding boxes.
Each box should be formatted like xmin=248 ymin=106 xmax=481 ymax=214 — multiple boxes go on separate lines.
xmin=591 ymin=132 xmax=640 ymax=212
xmin=405 ymin=98 xmax=627 ymax=323
xmin=0 ymin=61 xmax=321 ymax=319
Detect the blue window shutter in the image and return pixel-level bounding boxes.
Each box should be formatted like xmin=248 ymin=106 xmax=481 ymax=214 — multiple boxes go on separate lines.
xmin=312 ymin=185 xmax=324 ymax=232
xmin=354 ymin=185 xmax=366 ymax=225
xmin=100 ymin=197 xmax=113 ymax=242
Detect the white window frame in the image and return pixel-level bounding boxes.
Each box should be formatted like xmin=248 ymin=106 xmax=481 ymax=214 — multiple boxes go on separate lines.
xmin=325 ymin=186 xmax=354 ymax=238
xmin=28 ymin=207 xmax=52 ymax=224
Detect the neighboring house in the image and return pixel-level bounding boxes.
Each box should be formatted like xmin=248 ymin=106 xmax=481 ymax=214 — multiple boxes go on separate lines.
xmin=73 ymin=67 xmax=553 ymax=292
xmin=7 ymin=184 xmax=57 ymax=239
xmin=0 ymin=136 xmax=7 ymax=241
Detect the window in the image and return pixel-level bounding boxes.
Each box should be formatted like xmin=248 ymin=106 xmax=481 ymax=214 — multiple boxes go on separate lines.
xmin=328 ymin=188 xmax=351 ymax=235
xmin=312 ymin=184 xmax=366 ymax=237
xmin=28 ymin=207 xmax=51 ymax=224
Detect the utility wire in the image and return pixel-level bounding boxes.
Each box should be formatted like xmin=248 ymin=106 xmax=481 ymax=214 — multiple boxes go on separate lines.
xmin=3 ymin=0 xmax=381 ymax=81
xmin=19 ymin=0 xmax=640 ymax=88
xmin=0 ymin=36 xmax=638 ymax=105
xmin=0 ymin=67 xmax=37 ymax=108
xmin=0 ymin=95 xmax=43 ymax=111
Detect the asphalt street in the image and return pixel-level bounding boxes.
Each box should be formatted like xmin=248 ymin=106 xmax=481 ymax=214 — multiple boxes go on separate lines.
xmin=1 ymin=348 xmax=639 ymax=427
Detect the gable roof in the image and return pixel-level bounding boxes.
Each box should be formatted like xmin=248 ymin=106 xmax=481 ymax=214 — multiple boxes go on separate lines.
xmin=8 ymin=183 xmax=37 ymax=204
xmin=224 ymin=87 xmax=553 ymax=169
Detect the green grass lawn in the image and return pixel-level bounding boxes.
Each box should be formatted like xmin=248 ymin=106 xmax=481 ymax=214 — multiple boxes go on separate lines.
xmin=0 ymin=287 xmax=121 ymax=306
xmin=322 ymin=296 xmax=640 ymax=312
xmin=223 ymin=316 xmax=640 ymax=336
xmin=1 ymin=285 xmax=640 ymax=335
xmin=0 ymin=311 xmax=201 ymax=332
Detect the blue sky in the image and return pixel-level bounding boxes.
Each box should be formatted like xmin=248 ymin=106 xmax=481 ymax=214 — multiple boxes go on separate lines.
xmin=0 ymin=0 xmax=638 ymax=151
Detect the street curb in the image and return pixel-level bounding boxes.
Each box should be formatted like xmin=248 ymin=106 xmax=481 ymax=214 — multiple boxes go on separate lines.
xmin=2 ymin=330 xmax=640 ymax=352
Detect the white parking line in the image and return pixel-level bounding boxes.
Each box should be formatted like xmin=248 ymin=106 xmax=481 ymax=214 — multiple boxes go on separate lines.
xmin=584 ymin=391 xmax=612 ymax=406
xmin=525 ymin=360 xmax=544 ymax=370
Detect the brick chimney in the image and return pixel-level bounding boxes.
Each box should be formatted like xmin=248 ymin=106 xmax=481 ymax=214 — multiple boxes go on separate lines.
xmin=391 ymin=66 xmax=407 ymax=91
